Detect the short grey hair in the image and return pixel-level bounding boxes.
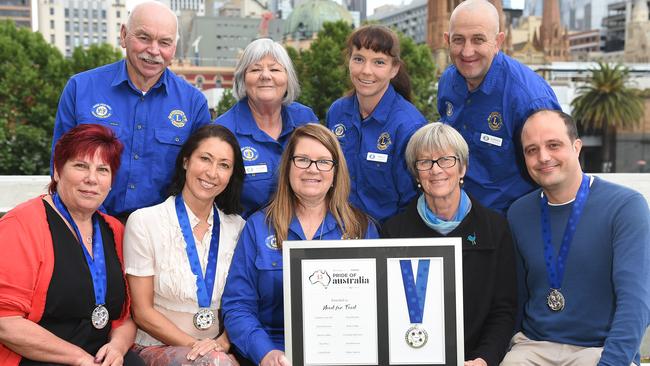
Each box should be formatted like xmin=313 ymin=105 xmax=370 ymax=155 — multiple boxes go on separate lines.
xmin=405 ymin=122 xmax=469 ymax=177
xmin=232 ymin=38 xmax=300 ymax=105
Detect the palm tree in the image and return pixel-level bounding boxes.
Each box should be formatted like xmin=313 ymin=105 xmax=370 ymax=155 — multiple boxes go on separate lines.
xmin=571 ymin=62 xmax=645 ymax=172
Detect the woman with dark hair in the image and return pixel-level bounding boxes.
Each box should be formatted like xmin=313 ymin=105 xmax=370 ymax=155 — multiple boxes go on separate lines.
xmin=0 ymin=124 xmax=143 ymax=366
xmin=222 ymin=123 xmax=379 ymax=366
xmin=326 ymin=24 xmax=427 ymax=223
xmin=123 ymin=125 xmax=246 ymax=366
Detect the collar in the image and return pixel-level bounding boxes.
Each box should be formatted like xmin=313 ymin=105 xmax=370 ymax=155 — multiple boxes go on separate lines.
xmin=288 ymin=211 xmax=338 ymax=239
xmin=111 ymin=59 xmax=168 ymax=95
xmin=352 ymin=83 xmax=397 ymax=126
xmin=452 ymin=51 xmax=503 ymax=97
xmin=234 ymin=98 xmax=296 ymax=139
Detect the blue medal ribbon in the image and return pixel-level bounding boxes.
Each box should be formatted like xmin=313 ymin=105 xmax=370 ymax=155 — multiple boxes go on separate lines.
xmin=540 ymin=174 xmax=590 ymax=291
xmin=175 ymin=194 xmax=220 ymax=308
xmin=52 ymin=193 xmax=107 ymax=307
xmin=400 ymin=259 xmax=430 ymax=324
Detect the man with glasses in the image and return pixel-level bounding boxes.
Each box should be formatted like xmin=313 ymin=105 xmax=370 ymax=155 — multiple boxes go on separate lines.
xmin=437 ymin=0 xmax=561 ymax=214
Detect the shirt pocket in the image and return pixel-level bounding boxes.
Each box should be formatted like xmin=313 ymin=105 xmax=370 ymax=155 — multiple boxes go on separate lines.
xmin=153 ymin=128 xmax=189 ymax=172
xmin=470 ymin=132 xmax=515 ymax=183
xmin=254 ymin=251 xmax=283 ymax=301
xmin=359 ymin=155 xmax=392 ymax=202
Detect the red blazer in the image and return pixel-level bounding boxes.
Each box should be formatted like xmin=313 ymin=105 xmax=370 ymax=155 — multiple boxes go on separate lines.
xmin=0 ymin=196 xmax=130 ymax=365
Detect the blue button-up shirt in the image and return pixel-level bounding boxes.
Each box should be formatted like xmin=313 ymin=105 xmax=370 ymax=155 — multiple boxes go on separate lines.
xmin=221 ymin=210 xmax=379 ymax=364
xmin=52 ymin=60 xmax=211 ymax=216
xmin=216 ymin=99 xmax=318 ymax=218
xmin=326 ymin=84 xmax=426 ymax=223
xmin=438 ymin=52 xmax=561 ymax=214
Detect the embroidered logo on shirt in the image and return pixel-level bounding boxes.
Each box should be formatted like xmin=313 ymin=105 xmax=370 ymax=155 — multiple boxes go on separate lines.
xmin=241 ymin=146 xmax=259 ymax=161
xmin=446 ymin=101 xmax=453 ymax=117
xmin=487 ymin=111 xmax=503 ymax=131
xmin=333 ymin=123 xmax=346 ymax=138
xmin=265 ymin=235 xmax=279 ymax=250
xmin=168 ymin=110 xmax=188 ymax=128
xmin=467 ymin=233 xmax=477 ymax=246
xmin=91 ymin=103 xmax=112 ymax=119
xmin=377 ymin=132 xmax=392 ymax=151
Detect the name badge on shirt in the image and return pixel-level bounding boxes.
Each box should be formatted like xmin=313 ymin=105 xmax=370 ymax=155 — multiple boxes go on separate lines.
xmin=245 ymin=164 xmax=268 ymax=174
xmin=366 ymin=152 xmax=388 ymax=163
xmin=480 ymin=133 xmax=503 ymax=147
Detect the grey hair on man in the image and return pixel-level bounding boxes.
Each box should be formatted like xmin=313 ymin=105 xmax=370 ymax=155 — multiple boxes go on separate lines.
xmin=232 ymin=38 xmax=301 ymax=105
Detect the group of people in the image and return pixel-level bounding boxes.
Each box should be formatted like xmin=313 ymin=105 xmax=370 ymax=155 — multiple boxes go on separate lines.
xmin=0 ymin=1 xmax=648 ymax=366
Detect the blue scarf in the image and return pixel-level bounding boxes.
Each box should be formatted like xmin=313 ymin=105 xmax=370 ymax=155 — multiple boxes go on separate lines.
xmin=417 ymin=189 xmax=472 ymax=235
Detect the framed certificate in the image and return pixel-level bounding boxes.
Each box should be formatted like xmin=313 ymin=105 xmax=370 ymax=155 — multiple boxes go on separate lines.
xmin=283 ymin=238 xmax=464 ymax=366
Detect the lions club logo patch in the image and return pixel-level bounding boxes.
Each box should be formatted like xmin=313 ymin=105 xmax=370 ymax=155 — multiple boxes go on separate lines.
xmin=91 ymin=103 xmax=112 ymax=119
xmin=377 ymin=132 xmax=392 ymax=151
xmin=445 ymin=101 xmax=453 ymax=117
xmin=333 ymin=123 xmax=346 ymax=138
xmin=487 ymin=111 xmax=503 ymax=131
xmin=168 ymin=110 xmax=188 ymax=128
xmin=241 ymin=146 xmax=259 ymax=162
xmin=265 ymin=235 xmax=279 ymax=250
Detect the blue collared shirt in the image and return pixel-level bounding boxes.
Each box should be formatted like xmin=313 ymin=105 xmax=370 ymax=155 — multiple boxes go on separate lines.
xmin=221 ymin=210 xmax=379 ymax=364
xmin=216 ymin=98 xmax=318 ymax=218
xmin=326 ymin=84 xmax=426 ymax=223
xmin=52 ymin=60 xmax=211 ymax=216
xmin=438 ymin=52 xmax=561 ymax=214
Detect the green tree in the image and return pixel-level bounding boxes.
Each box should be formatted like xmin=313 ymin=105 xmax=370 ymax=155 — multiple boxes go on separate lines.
xmin=398 ymin=33 xmax=437 ymax=122
xmin=216 ymin=88 xmax=237 ymax=117
xmin=69 ymin=43 xmax=122 ymax=75
xmin=0 ymin=20 xmax=69 ymax=174
xmin=571 ymin=62 xmax=645 ymax=172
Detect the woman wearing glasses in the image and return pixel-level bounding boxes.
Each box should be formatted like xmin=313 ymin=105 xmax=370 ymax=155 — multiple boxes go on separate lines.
xmin=381 ymin=123 xmax=517 ymax=366
xmin=221 ymin=123 xmax=378 ymax=366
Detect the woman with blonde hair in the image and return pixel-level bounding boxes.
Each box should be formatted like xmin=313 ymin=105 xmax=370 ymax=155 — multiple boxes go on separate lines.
xmin=221 ymin=123 xmax=378 ymax=366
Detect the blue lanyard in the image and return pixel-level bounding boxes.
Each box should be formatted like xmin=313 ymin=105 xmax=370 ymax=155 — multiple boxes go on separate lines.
xmin=52 ymin=193 xmax=107 ymax=306
xmin=174 ymin=194 xmax=220 ymax=308
xmin=540 ymin=174 xmax=590 ymax=290
xmin=399 ymin=259 xmax=430 ymax=324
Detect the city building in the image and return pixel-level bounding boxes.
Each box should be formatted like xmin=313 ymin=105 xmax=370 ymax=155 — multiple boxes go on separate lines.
xmin=368 ymin=0 xmax=426 ymax=44
xmin=0 ymin=0 xmax=31 ymax=28
xmin=567 ymin=29 xmax=605 ymax=61
xmin=161 ymin=0 xmax=206 ymax=15
xmin=624 ymin=0 xmax=650 ymax=63
xmin=540 ymin=0 xmax=569 ymax=60
xmin=602 ymin=1 xmax=627 ymax=52
xmin=283 ymin=0 xmax=353 ymax=50
xmin=37 ymin=0 xmax=126 ymax=57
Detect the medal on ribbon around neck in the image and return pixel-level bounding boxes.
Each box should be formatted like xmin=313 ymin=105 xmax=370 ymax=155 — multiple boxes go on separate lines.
xmin=175 ymin=195 xmax=221 ymax=330
xmin=540 ymin=174 xmax=590 ymax=312
xmin=52 ymin=193 xmax=109 ymax=329
xmin=400 ymin=259 xmax=430 ymax=348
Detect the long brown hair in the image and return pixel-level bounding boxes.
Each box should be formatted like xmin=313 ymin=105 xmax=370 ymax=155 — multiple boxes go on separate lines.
xmin=266 ymin=123 xmax=369 ymax=246
xmin=346 ymin=24 xmax=412 ymax=102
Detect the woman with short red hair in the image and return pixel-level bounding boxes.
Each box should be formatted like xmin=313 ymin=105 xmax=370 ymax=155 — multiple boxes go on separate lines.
xmin=0 ymin=124 xmax=143 ymax=366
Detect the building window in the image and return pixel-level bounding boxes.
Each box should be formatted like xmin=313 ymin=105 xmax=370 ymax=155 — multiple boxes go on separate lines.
xmin=73 ymin=8 xmax=79 ymax=17
xmin=93 ymin=22 xmax=98 ymax=32
xmin=50 ymin=7 xmax=54 ymax=15
xmin=102 ymin=10 xmax=106 ymax=18
xmin=50 ymin=34 xmax=55 ymax=43
xmin=66 ymin=35 xmax=70 ymax=46
xmin=50 ymin=20 xmax=54 ymax=29
xmin=65 ymin=21 xmax=70 ymax=31
xmin=83 ymin=22 xmax=89 ymax=32
xmin=116 ymin=10 xmax=121 ymax=18
xmin=82 ymin=9 xmax=88 ymax=18
xmin=65 ymin=8 xmax=69 ymax=17
xmin=73 ymin=21 xmax=79 ymax=32
xmin=92 ymin=9 xmax=97 ymax=18
xmin=101 ymin=22 xmax=107 ymax=32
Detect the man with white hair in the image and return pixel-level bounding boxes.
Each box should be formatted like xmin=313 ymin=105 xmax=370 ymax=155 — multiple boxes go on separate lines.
xmin=437 ymin=0 xmax=561 ymax=214
xmin=52 ymin=1 xmax=211 ymax=218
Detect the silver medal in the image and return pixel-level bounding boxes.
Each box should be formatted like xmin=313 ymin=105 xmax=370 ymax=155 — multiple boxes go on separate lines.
xmin=405 ymin=325 xmax=428 ymax=348
xmin=193 ymin=308 xmax=215 ymax=330
xmin=91 ymin=304 xmax=109 ymax=329
xmin=547 ymin=288 xmax=565 ymax=311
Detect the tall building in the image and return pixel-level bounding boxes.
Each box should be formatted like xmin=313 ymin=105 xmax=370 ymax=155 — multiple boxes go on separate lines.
xmin=540 ymin=0 xmax=569 ymax=60
xmin=624 ymin=0 xmax=650 ymax=62
xmin=345 ymin=0 xmax=365 ymax=21
xmin=165 ymin=0 xmax=206 ymax=15
xmin=368 ymin=0 xmax=427 ymax=44
xmin=0 ymin=0 xmax=31 ymax=28
xmin=37 ymin=0 xmax=127 ymax=57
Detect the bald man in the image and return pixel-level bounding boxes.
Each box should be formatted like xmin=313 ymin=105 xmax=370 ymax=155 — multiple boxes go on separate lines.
xmin=52 ymin=1 xmax=211 ymax=218
xmin=437 ymin=0 xmax=561 ymax=215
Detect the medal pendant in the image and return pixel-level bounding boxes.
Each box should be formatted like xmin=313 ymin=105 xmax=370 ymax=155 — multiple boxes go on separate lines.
xmin=547 ymin=288 xmax=565 ymax=311
xmin=91 ymin=304 xmax=109 ymax=329
xmin=193 ymin=308 xmax=215 ymax=330
xmin=405 ymin=325 xmax=428 ymax=348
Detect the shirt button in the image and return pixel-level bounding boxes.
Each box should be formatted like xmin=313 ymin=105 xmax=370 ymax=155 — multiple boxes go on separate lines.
xmin=140 ymin=96 xmax=145 ymax=101
xmin=466 ymin=99 xmax=471 ymax=105
xmin=136 ymin=124 xmax=143 ymax=130
xmin=129 ymin=184 xmax=135 ymax=189
xmin=134 ymin=154 xmax=139 ymax=160
xmin=174 ymin=137 xmax=180 ymax=142
xmin=271 ymin=261 xmax=277 ymax=267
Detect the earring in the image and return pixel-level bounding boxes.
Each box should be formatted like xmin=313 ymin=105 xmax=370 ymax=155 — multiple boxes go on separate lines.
xmin=417 ymin=182 xmax=421 ymax=189
xmin=460 ymin=177 xmax=464 ymax=186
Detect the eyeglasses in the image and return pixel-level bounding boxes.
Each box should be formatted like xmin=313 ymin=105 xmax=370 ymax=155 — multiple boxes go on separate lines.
xmin=291 ymin=156 xmax=337 ymax=172
xmin=414 ymin=156 xmax=459 ymax=171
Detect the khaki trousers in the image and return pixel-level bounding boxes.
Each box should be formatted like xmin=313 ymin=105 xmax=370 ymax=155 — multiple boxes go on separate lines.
xmin=500 ymin=332 xmax=637 ymax=366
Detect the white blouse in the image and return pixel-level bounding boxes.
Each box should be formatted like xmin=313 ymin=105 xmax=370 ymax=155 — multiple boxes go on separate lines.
xmin=124 ymin=196 xmax=245 ymax=346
